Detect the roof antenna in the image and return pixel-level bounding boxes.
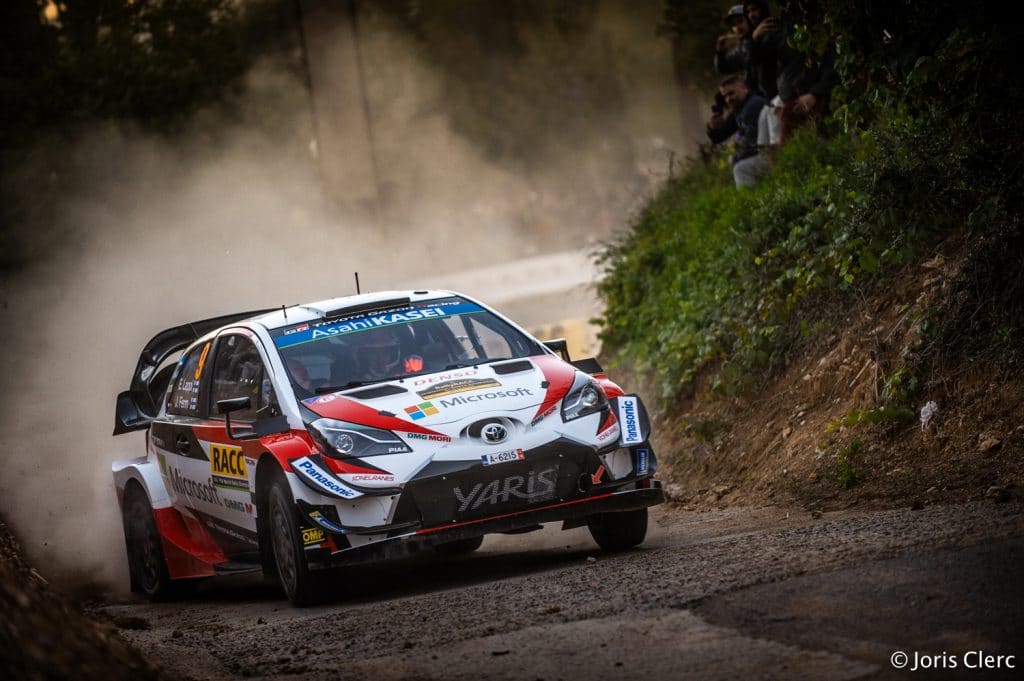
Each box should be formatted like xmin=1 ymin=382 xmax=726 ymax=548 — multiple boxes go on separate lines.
xmin=281 ymin=304 xmax=288 ymax=320
xmin=354 ymin=272 xmax=361 ymax=295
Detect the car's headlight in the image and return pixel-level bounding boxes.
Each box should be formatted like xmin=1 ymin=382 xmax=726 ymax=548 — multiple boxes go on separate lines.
xmin=561 ymin=373 xmax=609 ymax=422
xmin=307 ymin=418 xmax=411 ymax=459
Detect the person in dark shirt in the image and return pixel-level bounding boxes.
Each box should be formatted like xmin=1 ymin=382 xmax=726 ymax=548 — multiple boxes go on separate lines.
xmin=707 ymin=75 xmax=769 ymax=187
xmin=744 ymin=0 xmax=777 ymax=100
xmin=714 ymin=5 xmax=751 ymax=75
xmin=752 ymin=2 xmax=837 ymax=143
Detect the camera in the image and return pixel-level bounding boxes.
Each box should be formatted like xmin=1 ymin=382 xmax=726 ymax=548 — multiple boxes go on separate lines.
xmin=711 ymin=91 xmax=726 ymax=115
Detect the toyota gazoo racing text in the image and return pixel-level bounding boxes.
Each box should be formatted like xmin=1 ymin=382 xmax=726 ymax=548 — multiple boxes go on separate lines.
xmin=111 ymin=291 xmax=663 ymax=605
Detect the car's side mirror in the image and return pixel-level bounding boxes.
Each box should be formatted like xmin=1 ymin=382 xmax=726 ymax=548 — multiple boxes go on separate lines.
xmin=218 ymin=397 xmax=259 ymax=441
xmin=218 ymin=397 xmax=290 ymax=441
xmin=543 ymin=338 xmax=570 ymax=362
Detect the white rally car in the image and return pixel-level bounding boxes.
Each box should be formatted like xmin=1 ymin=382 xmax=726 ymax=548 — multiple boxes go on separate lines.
xmin=112 ymin=291 xmax=662 ymax=605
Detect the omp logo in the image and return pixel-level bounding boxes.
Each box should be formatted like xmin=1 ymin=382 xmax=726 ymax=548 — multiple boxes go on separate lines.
xmin=453 ymin=467 xmax=557 ymax=512
xmin=440 ymin=387 xmax=533 ymax=408
xmin=169 ymin=467 xmax=222 ymax=506
xmin=416 ymin=378 xmax=501 ymax=400
xmin=302 ymin=527 xmax=325 ymax=546
xmin=292 ymin=457 xmax=360 ymax=499
xmin=404 ymin=402 xmax=439 ymax=420
xmin=210 ymin=444 xmax=248 ymax=490
xmin=618 ymin=397 xmax=642 ymax=445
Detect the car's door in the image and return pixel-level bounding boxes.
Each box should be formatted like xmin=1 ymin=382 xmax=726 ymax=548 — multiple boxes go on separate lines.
xmin=151 ymin=338 xmax=218 ymax=517
xmin=198 ymin=331 xmax=279 ymax=550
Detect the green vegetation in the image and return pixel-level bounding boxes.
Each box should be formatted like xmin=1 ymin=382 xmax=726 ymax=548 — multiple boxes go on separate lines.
xmin=597 ymin=0 xmax=1022 ymax=403
xmin=831 ymin=437 xmax=863 ymax=489
xmin=825 ymin=406 xmax=915 ymax=433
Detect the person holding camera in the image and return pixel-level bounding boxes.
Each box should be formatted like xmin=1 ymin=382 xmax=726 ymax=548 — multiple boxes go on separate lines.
xmin=706 ymin=75 xmax=769 ymax=188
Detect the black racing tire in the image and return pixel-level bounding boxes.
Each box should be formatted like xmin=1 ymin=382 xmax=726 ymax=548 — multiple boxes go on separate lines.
xmin=586 ymin=508 xmax=649 ymax=552
xmin=265 ymin=474 xmax=324 ymax=606
xmin=434 ymin=535 xmax=484 ymax=557
xmin=123 ymin=485 xmax=197 ymax=600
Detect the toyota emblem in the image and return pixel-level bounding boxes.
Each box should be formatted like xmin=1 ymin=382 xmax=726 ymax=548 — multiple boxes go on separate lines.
xmin=481 ymin=423 xmax=508 ymax=444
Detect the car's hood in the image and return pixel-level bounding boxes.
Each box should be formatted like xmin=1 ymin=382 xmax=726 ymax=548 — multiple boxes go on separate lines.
xmin=302 ymin=354 xmax=576 ymax=431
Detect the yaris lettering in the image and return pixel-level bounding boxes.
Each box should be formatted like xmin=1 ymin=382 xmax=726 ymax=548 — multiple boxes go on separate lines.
xmin=453 ymin=466 xmax=558 ymax=512
xmin=440 ymin=387 xmax=533 ymax=408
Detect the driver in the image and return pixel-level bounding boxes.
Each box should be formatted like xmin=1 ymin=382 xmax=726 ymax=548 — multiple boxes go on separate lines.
xmin=355 ymin=327 xmax=423 ymax=380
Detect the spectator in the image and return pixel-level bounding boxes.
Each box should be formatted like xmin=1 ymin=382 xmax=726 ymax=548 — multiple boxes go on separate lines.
xmin=714 ymin=5 xmax=750 ymax=75
xmin=744 ymin=0 xmax=778 ymax=100
xmin=707 ymin=75 xmax=769 ymax=187
xmin=754 ymin=2 xmax=837 ymax=144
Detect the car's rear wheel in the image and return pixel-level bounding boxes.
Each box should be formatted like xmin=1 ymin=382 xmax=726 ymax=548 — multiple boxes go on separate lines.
xmin=266 ymin=475 xmax=324 ymax=606
xmin=587 ymin=508 xmax=649 ymax=552
xmin=434 ymin=535 xmax=484 ymax=556
xmin=123 ymin=485 xmax=196 ymax=600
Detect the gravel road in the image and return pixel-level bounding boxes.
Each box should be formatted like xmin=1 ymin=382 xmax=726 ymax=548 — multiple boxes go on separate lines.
xmin=96 ymin=501 xmax=1023 ymax=680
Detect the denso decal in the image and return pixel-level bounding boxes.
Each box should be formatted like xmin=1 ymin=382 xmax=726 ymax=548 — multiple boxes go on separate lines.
xmin=412 ymin=369 xmax=479 ymax=386
xmin=169 ymin=466 xmax=222 ymax=506
xmin=210 ymin=444 xmax=248 ymax=490
xmin=406 ymin=432 xmax=452 ymax=443
xmin=481 ymin=449 xmax=525 ymax=466
xmin=617 ymin=396 xmax=643 ymax=445
xmin=439 ymin=387 xmax=533 ymax=408
xmin=291 ymin=457 xmax=361 ymax=499
xmin=453 ymin=466 xmax=557 ymax=512
xmin=274 ymin=301 xmax=483 ymax=348
xmin=302 ymin=527 xmax=325 ymax=546
xmin=416 ymin=377 xmax=501 ymax=400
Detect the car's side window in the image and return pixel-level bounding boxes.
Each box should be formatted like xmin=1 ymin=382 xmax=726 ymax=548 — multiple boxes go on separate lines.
xmin=209 ymin=334 xmax=274 ymax=422
xmin=166 ymin=341 xmax=212 ymax=417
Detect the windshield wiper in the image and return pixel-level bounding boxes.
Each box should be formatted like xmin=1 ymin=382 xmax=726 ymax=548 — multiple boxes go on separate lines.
xmin=314 ymin=381 xmax=367 ymax=394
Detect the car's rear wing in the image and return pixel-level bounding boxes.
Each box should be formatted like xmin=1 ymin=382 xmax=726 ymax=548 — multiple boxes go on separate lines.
xmin=113 ymin=309 xmax=276 ymax=435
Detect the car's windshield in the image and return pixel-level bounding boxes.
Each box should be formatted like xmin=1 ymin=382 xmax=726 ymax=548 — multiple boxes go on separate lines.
xmin=270 ymin=297 xmax=544 ymax=398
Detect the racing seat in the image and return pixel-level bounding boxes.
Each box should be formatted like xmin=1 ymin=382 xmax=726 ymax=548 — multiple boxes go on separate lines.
xmin=420 ymin=342 xmax=451 ymax=372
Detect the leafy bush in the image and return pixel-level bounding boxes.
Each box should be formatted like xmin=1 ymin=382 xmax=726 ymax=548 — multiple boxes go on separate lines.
xmin=597 ymin=2 xmax=1022 ymax=404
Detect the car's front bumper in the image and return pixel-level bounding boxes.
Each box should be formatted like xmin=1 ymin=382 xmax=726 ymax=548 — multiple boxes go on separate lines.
xmin=302 ymin=481 xmax=662 ymax=569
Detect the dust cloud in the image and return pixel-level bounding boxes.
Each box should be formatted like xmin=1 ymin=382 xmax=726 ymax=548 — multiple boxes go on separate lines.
xmin=0 ymin=0 xmax=699 ymax=592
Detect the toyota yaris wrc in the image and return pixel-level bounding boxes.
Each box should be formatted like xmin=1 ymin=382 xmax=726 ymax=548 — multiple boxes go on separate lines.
xmin=112 ymin=291 xmax=663 ymax=605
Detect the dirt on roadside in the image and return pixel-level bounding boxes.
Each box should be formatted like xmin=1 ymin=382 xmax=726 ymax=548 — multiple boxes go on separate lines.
xmin=0 ymin=517 xmax=171 ymax=681
xmin=651 ymin=229 xmax=1024 ymax=513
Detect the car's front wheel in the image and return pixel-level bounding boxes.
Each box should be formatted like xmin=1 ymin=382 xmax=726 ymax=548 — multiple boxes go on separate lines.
xmin=266 ymin=474 xmax=324 ymax=606
xmin=587 ymin=508 xmax=649 ymax=551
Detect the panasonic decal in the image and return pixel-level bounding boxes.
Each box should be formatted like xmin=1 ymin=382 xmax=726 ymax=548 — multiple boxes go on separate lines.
xmin=291 ymin=457 xmax=362 ymax=499
xmin=617 ymin=396 xmax=644 ymax=445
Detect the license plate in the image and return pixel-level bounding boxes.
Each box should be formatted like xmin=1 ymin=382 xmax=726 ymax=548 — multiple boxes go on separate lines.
xmin=481 ymin=449 xmax=525 ymax=466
